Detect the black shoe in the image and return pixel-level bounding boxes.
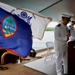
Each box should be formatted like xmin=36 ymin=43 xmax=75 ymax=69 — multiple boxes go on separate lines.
xmin=0 ymin=66 xmax=8 ymax=70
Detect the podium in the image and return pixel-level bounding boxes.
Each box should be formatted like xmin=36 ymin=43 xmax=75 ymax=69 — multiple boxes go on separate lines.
xmin=68 ymin=40 xmax=75 ymax=74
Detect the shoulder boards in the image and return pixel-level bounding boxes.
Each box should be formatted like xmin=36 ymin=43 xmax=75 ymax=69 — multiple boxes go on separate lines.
xmin=57 ymin=24 xmax=61 ymax=27
xmin=69 ymin=25 xmax=71 ymax=27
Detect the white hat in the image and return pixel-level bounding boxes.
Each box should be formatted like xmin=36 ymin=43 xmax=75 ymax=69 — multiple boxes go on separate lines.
xmin=71 ymin=16 xmax=75 ymax=22
xmin=62 ymin=14 xmax=71 ymax=19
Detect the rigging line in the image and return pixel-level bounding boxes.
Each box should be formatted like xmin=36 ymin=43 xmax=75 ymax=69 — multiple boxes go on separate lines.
xmin=39 ymin=0 xmax=63 ymax=13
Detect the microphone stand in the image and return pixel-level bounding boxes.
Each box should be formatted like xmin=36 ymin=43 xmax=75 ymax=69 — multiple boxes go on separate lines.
xmin=0 ymin=51 xmax=8 ymax=70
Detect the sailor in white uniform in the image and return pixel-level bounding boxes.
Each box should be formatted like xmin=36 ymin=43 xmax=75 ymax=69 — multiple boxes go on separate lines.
xmin=69 ymin=16 xmax=75 ymax=41
xmin=54 ymin=14 xmax=71 ymax=75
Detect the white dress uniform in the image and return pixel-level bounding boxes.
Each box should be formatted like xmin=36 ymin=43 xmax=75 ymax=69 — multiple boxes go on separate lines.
xmin=54 ymin=23 xmax=68 ymax=75
xmin=69 ymin=25 xmax=75 ymax=41
xmin=69 ymin=16 xmax=75 ymax=41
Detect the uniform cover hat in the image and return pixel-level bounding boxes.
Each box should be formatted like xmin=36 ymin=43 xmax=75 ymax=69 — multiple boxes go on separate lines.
xmin=71 ymin=16 xmax=75 ymax=22
xmin=62 ymin=14 xmax=71 ymax=19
